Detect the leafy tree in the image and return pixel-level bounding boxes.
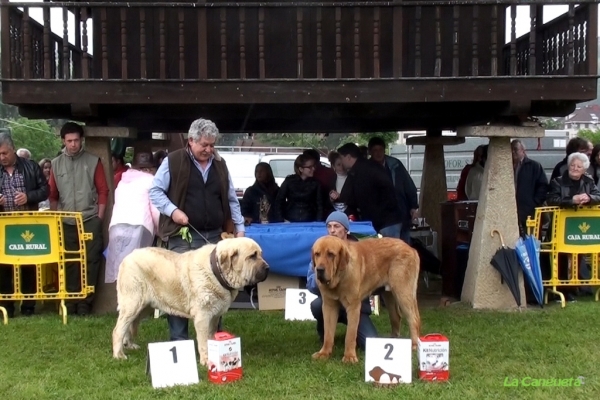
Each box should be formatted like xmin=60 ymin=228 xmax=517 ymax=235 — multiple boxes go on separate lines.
xmin=540 ymin=118 xmax=564 ymax=130
xmin=8 ymin=117 xmax=62 ymax=161
xmin=578 ymin=128 xmax=600 ymax=144
xmin=338 ymin=132 xmax=399 ymax=147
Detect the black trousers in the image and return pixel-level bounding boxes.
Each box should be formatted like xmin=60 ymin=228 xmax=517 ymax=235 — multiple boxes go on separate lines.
xmin=0 ymin=264 xmax=36 ymax=313
xmin=166 ymin=229 xmax=223 ymax=341
xmin=62 ymin=217 xmax=104 ymax=306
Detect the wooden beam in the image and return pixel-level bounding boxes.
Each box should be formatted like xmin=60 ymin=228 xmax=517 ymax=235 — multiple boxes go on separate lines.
xmin=2 ymin=77 xmax=597 ymax=105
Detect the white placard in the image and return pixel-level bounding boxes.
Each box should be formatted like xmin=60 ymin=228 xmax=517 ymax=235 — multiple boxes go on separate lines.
xmin=147 ymin=340 xmax=200 ymax=389
xmin=284 ymin=288 xmax=317 ymax=321
xmin=365 ymin=338 xmax=412 ymax=384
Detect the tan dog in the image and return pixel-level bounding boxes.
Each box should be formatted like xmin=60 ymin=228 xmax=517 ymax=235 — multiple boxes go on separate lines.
xmin=311 ymin=236 xmax=421 ymax=363
xmin=112 ymin=237 xmax=269 ymax=365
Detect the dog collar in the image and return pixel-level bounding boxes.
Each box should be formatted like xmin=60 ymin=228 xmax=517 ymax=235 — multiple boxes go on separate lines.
xmin=210 ymin=248 xmax=236 ymax=291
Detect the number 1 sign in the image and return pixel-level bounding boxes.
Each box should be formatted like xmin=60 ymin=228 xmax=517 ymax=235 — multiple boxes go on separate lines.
xmin=147 ymin=340 xmax=200 ymax=388
xmin=365 ymin=338 xmax=412 ymax=384
xmin=284 ymin=288 xmax=317 ymax=321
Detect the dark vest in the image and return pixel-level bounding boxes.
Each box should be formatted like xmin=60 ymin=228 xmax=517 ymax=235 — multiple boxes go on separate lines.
xmin=157 ymin=148 xmax=233 ymax=241
xmin=184 ymin=162 xmax=223 ymax=231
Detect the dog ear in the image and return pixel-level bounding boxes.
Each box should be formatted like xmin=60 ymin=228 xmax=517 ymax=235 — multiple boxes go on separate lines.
xmin=336 ymin=242 xmax=350 ymax=272
xmin=219 ymin=247 xmax=238 ymax=270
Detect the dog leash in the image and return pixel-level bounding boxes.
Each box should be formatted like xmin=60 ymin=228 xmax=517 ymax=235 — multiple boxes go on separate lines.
xmin=180 ymin=222 xmax=211 ymax=245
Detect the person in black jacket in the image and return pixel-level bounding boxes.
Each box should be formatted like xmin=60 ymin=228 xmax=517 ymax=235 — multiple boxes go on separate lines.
xmin=241 ymin=162 xmax=280 ymax=224
xmin=337 ymin=143 xmax=403 ymax=236
xmin=511 ymin=140 xmax=549 ymax=235
xmin=275 ymin=154 xmax=323 ymax=222
xmin=550 ymin=137 xmax=590 ymax=182
xmin=547 ymin=152 xmax=600 ymax=302
xmin=0 ymin=131 xmax=49 ymax=317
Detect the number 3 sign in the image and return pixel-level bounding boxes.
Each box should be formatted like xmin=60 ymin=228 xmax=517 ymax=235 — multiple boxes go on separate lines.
xmin=284 ymin=289 xmax=317 ymax=321
xmin=365 ymin=338 xmax=412 ymax=384
xmin=147 ymin=340 xmax=200 ymax=388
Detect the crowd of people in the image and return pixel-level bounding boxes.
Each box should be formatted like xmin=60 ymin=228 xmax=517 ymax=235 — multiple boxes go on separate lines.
xmin=1 ymin=120 xmax=599 ymax=319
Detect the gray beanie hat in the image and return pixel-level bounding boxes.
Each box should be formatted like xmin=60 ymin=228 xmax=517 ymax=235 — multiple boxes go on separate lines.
xmin=325 ymin=211 xmax=350 ymax=231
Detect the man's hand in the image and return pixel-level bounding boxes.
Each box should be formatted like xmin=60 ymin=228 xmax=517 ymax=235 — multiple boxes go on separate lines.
xmin=329 ymin=190 xmax=340 ymax=201
xmin=410 ymin=209 xmax=419 ymax=220
xmin=244 ymin=217 xmax=253 ymax=226
xmin=235 ymin=231 xmax=245 ymax=238
xmin=0 ymin=194 xmax=5 ymax=206
xmin=172 ymin=209 xmax=189 ymax=225
xmin=14 ymin=192 xmax=28 ymax=206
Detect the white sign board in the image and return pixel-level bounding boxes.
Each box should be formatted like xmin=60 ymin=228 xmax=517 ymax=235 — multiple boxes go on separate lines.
xmin=147 ymin=340 xmax=200 ymax=389
xmin=365 ymin=338 xmax=412 ymax=384
xmin=284 ymin=288 xmax=317 ymax=321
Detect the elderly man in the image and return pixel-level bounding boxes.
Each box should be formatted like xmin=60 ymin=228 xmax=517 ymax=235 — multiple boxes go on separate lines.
xmin=16 ymin=148 xmax=31 ymax=160
xmin=49 ymin=122 xmax=109 ymax=316
xmin=307 ymin=211 xmax=378 ymax=349
xmin=149 ymin=118 xmax=245 ymax=341
xmin=511 ymin=140 xmax=548 ymax=235
xmin=0 ymin=133 xmax=48 ymax=317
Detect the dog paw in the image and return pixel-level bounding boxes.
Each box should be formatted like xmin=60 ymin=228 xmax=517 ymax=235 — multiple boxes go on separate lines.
xmin=312 ymin=351 xmax=331 ymax=360
xmin=342 ymin=354 xmax=359 ymax=364
xmin=113 ymin=352 xmax=128 ymax=360
xmin=124 ymin=342 xmax=140 ymax=350
xmin=199 ymin=354 xmax=208 ymax=367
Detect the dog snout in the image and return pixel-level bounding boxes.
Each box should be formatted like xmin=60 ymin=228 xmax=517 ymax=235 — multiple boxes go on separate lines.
xmin=316 ymin=266 xmax=326 ymax=282
xmin=254 ymin=263 xmax=269 ymax=283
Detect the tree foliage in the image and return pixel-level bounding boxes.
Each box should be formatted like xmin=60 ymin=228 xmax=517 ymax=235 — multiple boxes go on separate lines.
xmin=540 ymin=118 xmax=565 ymax=130
xmin=255 ymin=132 xmax=399 ymax=152
xmin=578 ymin=128 xmax=600 ymax=145
xmin=8 ymin=117 xmax=63 ymax=161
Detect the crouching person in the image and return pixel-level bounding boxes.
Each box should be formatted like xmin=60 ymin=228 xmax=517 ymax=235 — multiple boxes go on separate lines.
xmin=306 ymin=211 xmax=378 ymax=349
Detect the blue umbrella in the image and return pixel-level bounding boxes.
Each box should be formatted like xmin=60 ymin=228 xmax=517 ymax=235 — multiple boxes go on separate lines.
xmin=515 ymin=236 xmax=544 ymax=305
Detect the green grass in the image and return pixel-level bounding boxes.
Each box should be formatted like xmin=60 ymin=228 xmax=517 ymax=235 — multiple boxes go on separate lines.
xmin=1 ymin=301 xmax=599 ymax=400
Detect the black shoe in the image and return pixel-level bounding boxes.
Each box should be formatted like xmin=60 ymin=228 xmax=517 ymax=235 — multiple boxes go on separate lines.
xmin=20 ymin=308 xmax=34 ymax=316
xmin=76 ymin=303 xmax=90 ymax=316
xmin=566 ymin=293 xmax=577 ymax=303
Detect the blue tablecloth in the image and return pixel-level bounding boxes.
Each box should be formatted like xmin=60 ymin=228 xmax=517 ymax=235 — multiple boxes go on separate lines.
xmin=245 ymin=222 xmax=377 ymax=277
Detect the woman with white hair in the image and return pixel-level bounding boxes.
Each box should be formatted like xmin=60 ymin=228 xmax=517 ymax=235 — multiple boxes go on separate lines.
xmin=547 ymin=152 xmax=600 ymax=207
xmin=546 ymin=151 xmax=600 ymax=303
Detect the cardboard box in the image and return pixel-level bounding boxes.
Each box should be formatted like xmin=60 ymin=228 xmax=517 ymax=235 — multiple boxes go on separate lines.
xmin=207 ymin=332 xmax=242 ymax=384
xmin=418 ymin=334 xmax=449 ymax=381
xmin=257 ymin=273 xmax=300 ymax=310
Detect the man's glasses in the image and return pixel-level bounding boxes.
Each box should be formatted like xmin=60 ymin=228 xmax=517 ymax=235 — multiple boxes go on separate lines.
xmin=301 ymin=164 xmax=316 ymax=170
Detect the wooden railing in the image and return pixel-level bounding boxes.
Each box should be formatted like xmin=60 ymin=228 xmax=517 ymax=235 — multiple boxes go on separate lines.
xmin=0 ymin=1 xmax=597 ymax=81
xmin=502 ymin=3 xmax=597 ymax=75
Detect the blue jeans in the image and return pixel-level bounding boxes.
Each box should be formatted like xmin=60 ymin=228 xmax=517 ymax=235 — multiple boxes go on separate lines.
xmin=310 ymin=297 xmax=378 ymax=350
xmin=379 ymin=223 xmax=401 ymax=240
xmin=166 ymin=228 xmax=222 ymax=341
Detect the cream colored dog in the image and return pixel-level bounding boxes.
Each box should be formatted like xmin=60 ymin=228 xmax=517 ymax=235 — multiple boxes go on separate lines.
xmin=112 ymin=237 xmax=269 ymax=365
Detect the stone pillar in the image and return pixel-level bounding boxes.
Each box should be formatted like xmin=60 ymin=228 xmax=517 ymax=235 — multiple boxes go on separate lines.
xmin=406 ymin=131 xmax=465 ymax=256
xmin=457 ymin=124 xmax=543 ymax=309
xmin=83 ymin=126 xmax=137 ymax=314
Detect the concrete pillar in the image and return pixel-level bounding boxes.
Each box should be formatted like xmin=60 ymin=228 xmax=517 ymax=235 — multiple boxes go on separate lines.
xmin=83 ymin=126 xmax=137 ymax=314
xmin=457 ymin=123 xmax=543 ymax=309
xmin=406 ymin=132 xmax=465 ymax=256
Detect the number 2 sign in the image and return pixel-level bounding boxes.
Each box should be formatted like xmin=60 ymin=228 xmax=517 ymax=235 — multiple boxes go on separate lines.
xmin=284 ymin=289 xmax=317 ymax=321
xmin=147 ymin=340 xmax=200 ymax=388
xmin=365 ymin=338 xmax=412 ymax=384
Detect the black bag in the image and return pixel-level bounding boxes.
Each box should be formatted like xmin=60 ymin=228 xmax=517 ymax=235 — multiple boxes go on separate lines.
xmin=411 ymin=238 xmax=441 ymax=275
